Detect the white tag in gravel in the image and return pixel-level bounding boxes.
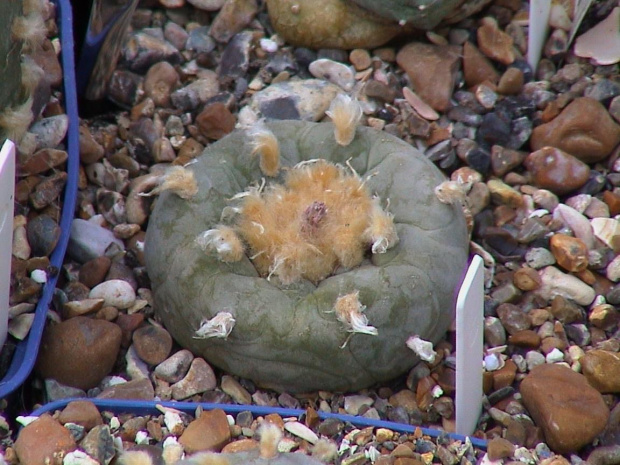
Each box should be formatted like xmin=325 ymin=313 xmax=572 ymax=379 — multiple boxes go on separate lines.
xmin=455 ymin=254 xmax=484 ymax=436
xmin=0 ymin=139 xmax=15 ymax=349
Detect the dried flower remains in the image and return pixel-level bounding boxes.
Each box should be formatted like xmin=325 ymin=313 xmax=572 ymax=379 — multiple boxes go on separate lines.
xmin=214 ymin=158 xmax=398 ymax=285
xmin=326 ymin=94 xmax=363 ymax=146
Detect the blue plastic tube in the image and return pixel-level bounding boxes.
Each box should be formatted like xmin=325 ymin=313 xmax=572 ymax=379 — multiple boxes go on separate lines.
xmin=30 ymin=397 xmax=488 ymax=450
xmin=0 ymin=0 xmax=79 ymax=400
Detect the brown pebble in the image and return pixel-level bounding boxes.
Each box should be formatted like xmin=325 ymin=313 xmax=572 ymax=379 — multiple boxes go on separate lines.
xmin=196 ymin=102 xmax=236 ymax=140
xmin=603 ymin=190 xmax=620 ymax=216
xmin=116 ymin=312 xmax=146 ymax=348
xmin=349 ymin=49 xmax=372 ymax=71
xmin=396 ymin=43 xmax=461 ymax=112
xmin=521 ymin=364 xmax=609 ymax=454
xmin=133 ymin=324 xmax=173 ymax=365
xmin=497 ymin=67 xmax=524 ymax=94
xmin=589 ymin=304 xmax=620 ymax=331
xmin=540 ymin=336 xmax=566 ymax=355
xmin=530 ymin=97 xmax=620 ymax=163
xmin=58 ymin=400 xmax=103 ymax=431
xmin=508 ymin=330 xmax=541 ymax=348
xmin=79 ymin=256 xmax=112 ymax=288
xmin=364 ymin=80 xmax=396 ymax=102
xmin=487 ymin=437 xmax=516 ymax=460
xmin=79 ymin=125 xmax=105 ymax=165
xmin=221 ymin=438 xmax=259 ymax=453
xmin=477 ymin=18 xmax=515 ymax=65
xmin=14 ymin=414 xmax=77 ymax=465
xmin=462 ymin=41 xmax=499 ymax=87
xmin=20 ymin=149 xmax=68 ymax=177
xmin=549 ymin=295 xmax=583 ymax=324
xmin=493 ymin=360 xmax=517 ymax=390
xmin=583 ymin=350 xmax=620 ymax=394
xmin=179 ymin=408 xmax=231 ymax=453
xmin=36 ymin=317 xmax=122 ymax=390
xmin=513 ymin=267 xmax=541 ymax=291
xmin=97 ymin=378 xmax=155 ymax=400
xmin=491 ymin=145 xmax=526 ymax=177
xmin=550 ymin=234 xmax=588 ymax=272
xmin=524 ymin=146 xmax=590 ymax=195
xmin=143 ymin=61 xmax=179 ymax=107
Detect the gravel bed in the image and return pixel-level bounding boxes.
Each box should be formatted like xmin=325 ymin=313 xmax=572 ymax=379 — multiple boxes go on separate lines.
xmin=3 ymin=0 xmax=620 ymax=464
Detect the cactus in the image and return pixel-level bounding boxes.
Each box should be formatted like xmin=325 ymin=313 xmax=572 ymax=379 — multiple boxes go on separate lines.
xmin=144 ymin=120 xmax=469 ymax=393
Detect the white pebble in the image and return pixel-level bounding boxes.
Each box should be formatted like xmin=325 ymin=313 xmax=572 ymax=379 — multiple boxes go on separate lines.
xmin=308 ymin=59 xmax=355 ymax=91
xmin=284 ymin=421 xmax=319 ymax=444
xmin=484 ymin=353 xmax=502 ymax=371
xmin=606 ymin=254 xmax=620 ymax=282
xmin=260 ymin=37 xmax=278 ymax=53
xmin=431 ymin=385 xmax=444 ymax=398
xmin=63 ymin=450 xmax=99 ymax=465
xmin=16 ymin=416 xmax=38 ymax=427
xmin=135 ymin=430 xmax=150 ymax=444
xmin=30 ymin=269 xmax=47 ymax=284
xmin=545 ymin=348 xmax=565 ymax=363
xmin=525 ymin=351 xmax=545 ymax=370
xmin=89 ymin=279 xmax=136 ymax=309
xmin=535 ymin=266 xmax=595 ymax=306
xmin=109 ymin=417 xmax=121 ymax=430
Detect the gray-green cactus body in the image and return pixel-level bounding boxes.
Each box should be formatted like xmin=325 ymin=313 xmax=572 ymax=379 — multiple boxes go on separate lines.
xmin=145 ymin=121 xmax=468 ymax=393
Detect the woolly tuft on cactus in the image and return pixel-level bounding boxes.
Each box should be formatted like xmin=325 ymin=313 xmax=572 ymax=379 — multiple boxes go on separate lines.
xmin=145 ymin=120 xmax=469 ymax=393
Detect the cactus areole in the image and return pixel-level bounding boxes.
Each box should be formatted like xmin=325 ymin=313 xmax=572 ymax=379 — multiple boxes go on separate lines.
xmin=145 ymin=121 xmax=469 ymax=393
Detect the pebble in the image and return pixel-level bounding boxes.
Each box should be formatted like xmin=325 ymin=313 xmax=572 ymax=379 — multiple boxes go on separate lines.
xmin=209 ymin=0 xmax=259 ymax=44
xmin=524 ymin=147 xmax=590 ymax=195
xmin=309 ymin=58 xmax=355 ymax=91
xmin=79 ymin=126 xmax=105 ymax=165
xmin=487 ymin=437 xmax=515 ymax=460
xmin=187 ymin=0 xmax=225 ymax=10
xmin=496 ymin=303 xmax=531 ymax=335
xmin=520 ymin=364 xmax=609 ymax=454
xmin=58 ymin=400 xmax=103 ymax=431
xmin=8 ymin=313 xmax=35 ymax=340
xmin=171 ymin=76 xmax=220 ymax=111
xmin=89 ymin=279 xmax=136 ymax=310
xmin=525 ymin=350 xmax=546 ymax=371
xmin=536 ymin=265 xmax=596 ymax=306
xmin=476 ymin=18 xmax=515 ymax=65
xmin=462 ymin=41 xmax=499 ymax=87
xmin=154 ymin=349 xmax=194 ymax=383
xmin=591 ymin=218 xmax=620 ymax=252
xmin=36 ymin=316 xmax=122 ymax=390
xmin=26 ymin=214 xmax=60 ymax=257
xmin=179 ymin=408 xmax=231 ymax=453
xmin=78 ymin=256 xmax=112 ymax=289
xmin=484 ymin=316 xmax=507 ymax=346
xmin=195 ymin=102 xmax=236 ymax=140
xmin=284 ymin=421 xmax=319 ymax=444
xmin=132 ymin=324 xmax=173 ymax=366
xmin=589 ymin=304 xmax=619 ymax=331
xmin=607 ymin=255 xmax=620 ymax=282
xmin=171 ymin=357 xmax=217 ymax=400
xmin=343 ymin=395 xmax=374 ymax=415
xmin=349 ymin=49 xmax=371 ymax=71
xmin=143 ymin=61 xmax=179 ymax=108
xmin=549 ymin=234 xmax=588 ymax=272
xmin=30 ymin=171 xmax=68 ymax=209
xmin=14 ymin=414 xmax=77 ymax=465
xmin=81 ymin=425 xmax=115 ymax=465
xmin=218 ymin=31 xmax=253 ymax=79
xmin=250 ymin=79 xmax=340 ymax=121
xmin=68 ymin=219 xmax=125 ymax=263
xmin=396 ymin=43 xmax=461 ymax=112
xmin=581 ymin=350 xmax=620 ymax=393
xmin=123 ymin=32 xmax=182 ymax=73
xmin=497 ymin=67 xmax=524 ymax=95
xmin=20 ymin=148 xmax=68 ymax=177
xmin=97 ymin=378 xmax=155 ymax=400
xmin=530 ymin=97 xmax=620 ymax=163
xmin=221 ymin=375 xmax=252 ymax=404
xmin=29 ymin=114 xmax=69 ymax=150
xmin=186 ymin=26 xmax=216 ymax=53
xmin=266 ymin=0 xmax=400 ymax=50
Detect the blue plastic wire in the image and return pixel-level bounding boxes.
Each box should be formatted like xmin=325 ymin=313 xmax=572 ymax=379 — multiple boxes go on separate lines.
xmin=30 ymin=397 xmax=488 ymax=450
xmin=0 ymin=0 xmax=79 ymax=400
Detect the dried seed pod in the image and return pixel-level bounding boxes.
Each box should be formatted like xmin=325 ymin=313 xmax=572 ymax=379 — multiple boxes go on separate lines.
xmin=142 ymin=166 xmax=198 ymax=199
xmin=326 ymin=94 xmax=362 ymax=146
xmin=333 ymin=291 xmax=378 ymax=341
xmin=247 ymin=120 xmax=280 ymax=177
xmin=193 ymin=312 xmax=236 ymax=339
xmin=258 ymin=421 xmax=283 ymax=459
xmin=364 ymin=196 xmax=398 ymax=254
xmin=196 ymin=226 xmax=245 ymax=263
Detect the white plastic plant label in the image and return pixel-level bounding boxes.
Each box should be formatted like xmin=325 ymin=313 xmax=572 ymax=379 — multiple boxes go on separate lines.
xmin=455 ymin=254 xmax=484 ymax=436
xmin=0 ymin=139 xmax=15 ymax=349
xmin=527 ymin=0 xmax=552 ymax=72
